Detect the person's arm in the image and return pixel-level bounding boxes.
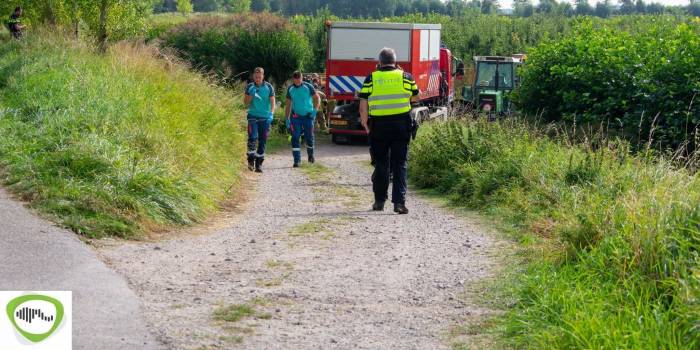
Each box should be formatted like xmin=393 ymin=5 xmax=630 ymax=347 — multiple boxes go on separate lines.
xmin=268 ymin=83 xmax=275 ymax=116
xmin=360 ymin=99 xmax=369 ymax=133
xmin=243 ymin=84 xmax=252 ymax=107
xmin=285 ymin=97 xmax=291 ymax=118
xmin=312 ymin=92 xmax=320 ymax=111
xmin=405 ymin=73 xmax=420 ymax=103
xmin=359 ymin=74 xmax=373 ymax=133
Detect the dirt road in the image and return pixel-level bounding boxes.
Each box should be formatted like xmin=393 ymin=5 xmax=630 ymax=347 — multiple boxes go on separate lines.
xmin=96 ymin=140 xmax=505 ymax=349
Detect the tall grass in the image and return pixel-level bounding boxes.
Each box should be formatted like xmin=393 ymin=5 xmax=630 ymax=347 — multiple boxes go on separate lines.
xmin=0 ymin=30 xmax=246 ymax=238
xmin=410 ymin=118 xmax=700 ymax=348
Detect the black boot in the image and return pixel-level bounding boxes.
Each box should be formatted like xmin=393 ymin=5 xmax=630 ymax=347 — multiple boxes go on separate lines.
xmin=255 ymin=157 xmax=264 ymax=173
xmin=372 ymin=200 xmax=385 ymax=211
xmin=247 ymin=154 xmax=255 ymax=171
xmin=394 ymin=203 xmax=409 ymax=214
xmin=308 ymin=148 xmax=315 ymax=164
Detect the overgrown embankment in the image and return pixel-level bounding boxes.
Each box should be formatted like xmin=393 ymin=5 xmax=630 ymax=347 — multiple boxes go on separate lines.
xmin=0 ymin=31 xmax=246 ymax=238
xmin=410 ymin=119 xmax=700 ymax=348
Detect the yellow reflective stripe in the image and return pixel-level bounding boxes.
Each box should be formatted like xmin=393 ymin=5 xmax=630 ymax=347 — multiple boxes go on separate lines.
xmin=369 ymin=102 xmax=411 ymax=111
xmin=368 ymin=93 xmax=411 ymax=102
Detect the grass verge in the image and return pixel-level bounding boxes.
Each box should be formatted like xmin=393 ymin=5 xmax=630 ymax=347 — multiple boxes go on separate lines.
xmin=410 ymin=118 xmax=700 ymax=349
xmin=0 ymin=31 xmax=246 ymax=238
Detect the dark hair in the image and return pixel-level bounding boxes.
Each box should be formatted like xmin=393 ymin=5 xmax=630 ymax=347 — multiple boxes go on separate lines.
xmin=292 ymin=71 xmax=302 ymax=79
xmin=14 ymin=6 xmax=22 ymax=13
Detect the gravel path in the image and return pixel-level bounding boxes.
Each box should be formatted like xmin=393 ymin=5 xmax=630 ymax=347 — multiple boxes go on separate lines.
xmin=96 ymin=139 xmax=506 ymax=350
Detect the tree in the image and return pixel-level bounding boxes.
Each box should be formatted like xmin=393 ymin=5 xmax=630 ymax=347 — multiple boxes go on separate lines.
xmin=635 ymin=0 xmax=647 ymax=13
xmin=395 ymin=0 xmax=412 ymax=15
xmin=514 ymin=0 xmax=534 ymax=17
xmin=413 ymin=0 xmax=430 ymax=14
xmin=619 ymin=0 xmax=635 ymax=14
xmin=445 ymin=0 xmax=467 ymax=15
xmin=428 ymin=0 xmax=446 ymax=13
xmin=690 ymin=0 xmax=700 ymax=16
xmin=594 ymin=0 xmax=611 ymax=17
xmin=251 ymin=0 xmax=270 ymax=12
xmin=222 ymin=0 xmax=250 ymax=12
xmin=537 ymin=0 xmax=557 ymax=13
xmin=191 ymin=0 xmax=220 ymax=12
xmin=176 ymin=0 xmax=193 ymax=14
xmin=481 ymin=0 xmax=499 ymax=14
xmin=646 ymin=1 xmax=664 ymax=13
xmin=556 ymin=1 xmax=574 ymax=16
xmin=575 ymin=0 xmax=593 ymax=15
xmin=155 ymin=0 xmax=177 ymax=12
xmin=269 ymin=0 xmax=283 ymax=12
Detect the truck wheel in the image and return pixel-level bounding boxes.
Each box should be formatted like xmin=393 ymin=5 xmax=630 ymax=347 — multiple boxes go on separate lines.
xmin=331 ymin=134 xmax=349 ymax=145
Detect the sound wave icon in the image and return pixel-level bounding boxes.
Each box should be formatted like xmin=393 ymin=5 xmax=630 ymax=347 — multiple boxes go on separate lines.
xmin=15 ymin=307 xmax=54 ymax=324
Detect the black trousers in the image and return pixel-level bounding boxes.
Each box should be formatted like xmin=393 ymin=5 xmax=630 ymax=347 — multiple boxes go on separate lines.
xmin=369 ymin=117 xmax=410 ymax=204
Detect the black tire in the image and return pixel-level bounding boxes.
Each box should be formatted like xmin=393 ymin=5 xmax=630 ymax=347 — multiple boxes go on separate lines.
xmin=331 ymin=133 xmax=350 ymax=145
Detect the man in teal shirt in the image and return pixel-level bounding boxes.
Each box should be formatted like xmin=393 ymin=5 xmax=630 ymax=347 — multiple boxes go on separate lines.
xmin=285 ymin=71 xmax=320 ymax=167
xmin=244 ymin=67 xmax=275 ymax=173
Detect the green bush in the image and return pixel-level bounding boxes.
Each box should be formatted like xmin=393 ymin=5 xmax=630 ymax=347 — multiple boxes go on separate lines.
xmin=160 ymin=12 xmax=311 ymax=86
xmin=410 ymin=118 xmax=700 ymax=348
xmin=0 ymin=31 xmax=246 ymax=238
xmin=514 ymin=17 xmax=700 ymax=151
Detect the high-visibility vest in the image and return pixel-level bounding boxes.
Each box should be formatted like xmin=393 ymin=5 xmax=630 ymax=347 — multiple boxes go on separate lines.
xmin=365 ymin=69 xmax=414 ymax=117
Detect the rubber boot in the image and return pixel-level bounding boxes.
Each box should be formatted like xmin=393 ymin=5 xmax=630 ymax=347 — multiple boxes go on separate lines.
xmin=247 ymin=154 xmax=255 ymax=171
xmin=307 ymin=148 xmax=315 ymax=164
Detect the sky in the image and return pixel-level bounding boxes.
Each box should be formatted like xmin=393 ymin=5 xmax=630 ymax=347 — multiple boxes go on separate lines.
xmin=496 ymin=0 xmax=693 ymax=9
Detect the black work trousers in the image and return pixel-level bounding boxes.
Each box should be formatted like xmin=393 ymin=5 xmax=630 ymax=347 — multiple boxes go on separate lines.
xmin=369 ymin=116 xmax=411 ymax=205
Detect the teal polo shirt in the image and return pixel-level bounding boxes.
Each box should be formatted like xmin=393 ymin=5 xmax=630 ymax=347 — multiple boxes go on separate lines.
xmin=245 ymin=81 xmax=275 ymax=119
xmin=286 ymin=82 xmax=316 ymax=117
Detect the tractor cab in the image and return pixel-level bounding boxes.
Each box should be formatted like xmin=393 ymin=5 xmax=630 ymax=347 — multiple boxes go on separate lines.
xmin=462 ymin=55 xmax=524 ymax=115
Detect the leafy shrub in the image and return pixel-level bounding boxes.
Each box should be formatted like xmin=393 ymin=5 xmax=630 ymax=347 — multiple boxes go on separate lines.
xmin=514 ymin=17 xmax=700 ymax=151
xmin=161 ymin=12 xmax=310 ymax=86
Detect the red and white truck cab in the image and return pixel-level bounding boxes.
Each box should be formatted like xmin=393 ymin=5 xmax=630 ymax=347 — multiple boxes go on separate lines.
xmin=324 ymin=21 xmax=456 ymax=144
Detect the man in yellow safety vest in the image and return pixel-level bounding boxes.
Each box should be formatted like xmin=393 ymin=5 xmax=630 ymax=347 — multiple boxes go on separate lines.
xmin=359 ymin=47 xmax=419 ymax=214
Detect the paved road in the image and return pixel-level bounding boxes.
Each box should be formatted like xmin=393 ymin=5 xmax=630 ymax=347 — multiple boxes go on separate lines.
xmin=0 ymin=188 xmax=164 ymax=349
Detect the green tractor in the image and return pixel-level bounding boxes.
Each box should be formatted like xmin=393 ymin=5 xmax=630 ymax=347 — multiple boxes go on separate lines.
xmin=461 ymin=55 xmax=525 ymax=117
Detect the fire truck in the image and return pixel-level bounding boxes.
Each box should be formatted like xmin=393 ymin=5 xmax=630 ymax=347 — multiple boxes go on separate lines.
xmin=324 ymin=21 xmax=459 ymax=144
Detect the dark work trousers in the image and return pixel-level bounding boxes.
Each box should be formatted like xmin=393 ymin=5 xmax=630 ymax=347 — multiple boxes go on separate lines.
xmin=369 ymin=116 xmax=411 ymax=204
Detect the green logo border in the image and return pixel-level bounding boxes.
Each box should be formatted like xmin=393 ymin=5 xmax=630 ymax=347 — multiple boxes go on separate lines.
xmin=6 ymin=294 xmax=64 ymax=343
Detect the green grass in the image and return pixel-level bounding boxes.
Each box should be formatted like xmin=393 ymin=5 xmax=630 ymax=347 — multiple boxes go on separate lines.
xmin=213 ymin=303 xmax=271 ymax=323
xmin=410 ymin=118 xmax=700 ymax=349
xmin=213 ymin=304 xmax=256 ymax=323
xmin=0 ymin=31 xmax=246 ymax=238
xmin=299 ymin=162 xmax=332 ymax=182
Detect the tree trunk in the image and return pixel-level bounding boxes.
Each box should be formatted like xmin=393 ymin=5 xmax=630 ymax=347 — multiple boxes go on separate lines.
xmin=98 ymin=0 xmax=109 ymax=53
xmin=72 ymin=1 xmax=79 ymax=39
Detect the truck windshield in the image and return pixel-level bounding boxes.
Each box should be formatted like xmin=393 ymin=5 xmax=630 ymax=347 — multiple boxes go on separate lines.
xmin=476 ymin=62 xmax=513 ymax=89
